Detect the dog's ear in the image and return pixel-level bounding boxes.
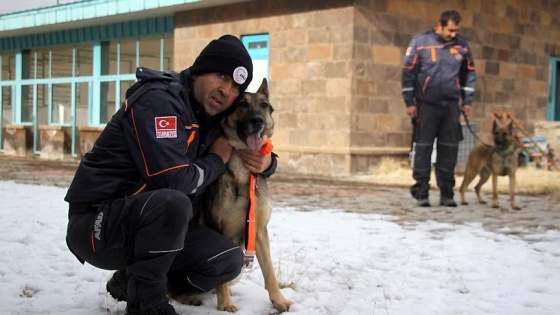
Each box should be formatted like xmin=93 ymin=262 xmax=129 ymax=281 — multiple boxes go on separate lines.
xmin=257 ymin=78 xmax=269 ymax=98
xmin=492 ymin=119 xmax=500 ymax=132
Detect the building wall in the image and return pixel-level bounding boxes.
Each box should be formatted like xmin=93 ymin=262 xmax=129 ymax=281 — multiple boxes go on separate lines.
xmin=175 ymin=0 xmax=356 ymax=176
xmin=174 ymin=0 xmax=560 ymax=175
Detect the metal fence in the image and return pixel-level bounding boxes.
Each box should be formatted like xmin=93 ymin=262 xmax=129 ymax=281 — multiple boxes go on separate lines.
xmin=409 ymin=123 xmax=477 ymax=173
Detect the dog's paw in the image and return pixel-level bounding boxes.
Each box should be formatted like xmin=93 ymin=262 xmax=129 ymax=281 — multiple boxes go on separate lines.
xmin=491 ymin=204 xmax=499 ymax=208
xmin=512 ymin=205 xmax=522 ymax=210
xmin=218 ymin=304 xmax=238 ymax=313
xmin=461 ymin=201 xmax=468 ymax=205
xmin=168 ymin=292 xmax=202 ymax=306
xmin=272 ymin=297 xmax=293 ymax=313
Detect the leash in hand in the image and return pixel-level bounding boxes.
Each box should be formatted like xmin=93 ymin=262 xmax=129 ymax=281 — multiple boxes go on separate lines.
xmin=461 ymin=109 xmax=493 ymax=148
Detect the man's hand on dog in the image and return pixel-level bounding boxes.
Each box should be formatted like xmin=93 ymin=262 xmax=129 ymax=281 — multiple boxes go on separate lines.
xmin=210 ymin=136 xmax=233 ymax=163
xmin=237 ymin=149 xmax=272 ymax=174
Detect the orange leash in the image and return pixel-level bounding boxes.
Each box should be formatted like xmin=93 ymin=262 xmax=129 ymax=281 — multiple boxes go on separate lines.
xmin=243 ymin=173 xmax=257 ymax=271
xmin=243 ymin=138 xmax=273 ymax=271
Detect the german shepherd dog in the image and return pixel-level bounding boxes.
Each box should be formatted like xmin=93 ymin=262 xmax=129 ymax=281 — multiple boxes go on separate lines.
xmin=459 ymin=118 xmax=521 ymax=210
xmin=177 ymin=78 xmax=293 ymax=312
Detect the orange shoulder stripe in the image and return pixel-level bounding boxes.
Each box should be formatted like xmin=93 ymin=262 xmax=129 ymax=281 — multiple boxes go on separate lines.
xmin=185 ymin=124 xmax=199 ymax=129
xmin=403 ymin=54 xmax=419 ymax=70
xmin=416 ymin=45 xmax=444 ymax=50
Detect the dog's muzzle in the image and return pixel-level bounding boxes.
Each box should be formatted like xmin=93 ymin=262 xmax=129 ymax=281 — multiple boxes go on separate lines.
xmin=494 ymin=137 xmax=507 ymax=148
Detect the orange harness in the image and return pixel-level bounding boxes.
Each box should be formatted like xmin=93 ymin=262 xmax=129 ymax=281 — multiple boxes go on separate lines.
xmin=243 ymin=138 xmax=273 ymax=271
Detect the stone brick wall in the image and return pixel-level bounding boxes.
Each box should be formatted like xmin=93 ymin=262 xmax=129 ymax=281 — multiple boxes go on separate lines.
xmin=175 ymin=0 xmax=356 ymax=176
xmin=174 ymin=0 xmax=560 ymax=175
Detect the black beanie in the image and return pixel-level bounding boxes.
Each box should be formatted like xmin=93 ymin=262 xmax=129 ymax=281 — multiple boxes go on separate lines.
xmin=190 ymin=35 xmax=253 ymax=93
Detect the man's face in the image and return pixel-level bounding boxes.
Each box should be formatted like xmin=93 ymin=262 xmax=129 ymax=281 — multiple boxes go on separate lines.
xmin=192 ymin=73 xmax=241 ymax=116
xmin=436 ymin=20 xmax=460 ymax=42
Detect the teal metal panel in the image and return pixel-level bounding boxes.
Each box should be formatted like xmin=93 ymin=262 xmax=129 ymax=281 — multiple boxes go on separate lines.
xmin=0 ymin=0 xmax=204 ymax=32
xmin=14 ymin=51 xmax=22 ymax=123
xmin=0 ymin=16 xmax=174 ymax=51
xmin=242 ymin=34 xmax=269 ymax=93
xmin=92 ymin=43 xmax=102 ymax=125
xmin=0 ymin=54 xmax=2 ymax=152
xmin=548 ymin=57 xmax=560 ymax=121
xmin=242 ymin=34 xmax=270 ymax=60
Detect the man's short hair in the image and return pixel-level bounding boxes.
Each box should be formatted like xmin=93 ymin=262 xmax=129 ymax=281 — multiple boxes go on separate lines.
xmin=439 ymin=10 xmax=462 ymax=27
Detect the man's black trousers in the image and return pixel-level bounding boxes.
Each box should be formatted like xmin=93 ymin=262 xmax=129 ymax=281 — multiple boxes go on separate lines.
xmin=66 ymin=188 xmax=243 ymax=311
xmin=411 ymin=103 xmax=461 ymax=200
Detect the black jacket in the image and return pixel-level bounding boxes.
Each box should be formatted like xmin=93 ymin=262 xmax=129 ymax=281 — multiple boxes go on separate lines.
xmin=65 ymin=67 xmax=275 ymax=210
xmin=401 ymin=30 xmax=476 ymax=107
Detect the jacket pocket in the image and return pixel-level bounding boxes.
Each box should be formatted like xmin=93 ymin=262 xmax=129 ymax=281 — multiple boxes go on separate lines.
xmin=91 ymin=199 xmax=132 ymax=251
xmin=422 ymin=76 xmax=431 ymax=94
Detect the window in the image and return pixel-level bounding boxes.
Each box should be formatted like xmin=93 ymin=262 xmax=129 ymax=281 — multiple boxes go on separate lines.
xmin=242 ymin=34 xmax=270 ymax=93
xmin=1 ymin=52 xmax=15 ymax=81
xmin=75 ymin=44 xmax=93 ymax=77
xmin=1 ymin=52 xmax=16 ymax=124
xmin=51 ymin=46 xmax=74 ymax=78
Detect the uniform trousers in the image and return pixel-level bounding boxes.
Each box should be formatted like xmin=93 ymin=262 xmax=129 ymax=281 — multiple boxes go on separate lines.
xmin=66 ymin=188 xmax=243 ymax=311
xmin=411 ymin=102 xmax=461 ymax=200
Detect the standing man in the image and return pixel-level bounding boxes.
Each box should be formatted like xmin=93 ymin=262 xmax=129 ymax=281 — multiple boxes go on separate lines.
xmin=401 ymin=10 xmax=476 ymax=207
xmin=65 ymin=35 xmax=277 ymax=315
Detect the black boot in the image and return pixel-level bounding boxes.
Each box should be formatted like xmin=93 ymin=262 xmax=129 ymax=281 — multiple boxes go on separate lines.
xmin=126 ymin=302 xmax=178 ymax=315
xmin=106 ymin=270 xmax=128 ymax=302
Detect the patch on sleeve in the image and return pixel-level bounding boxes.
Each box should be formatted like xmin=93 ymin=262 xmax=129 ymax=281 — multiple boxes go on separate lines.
xmin=406 ymin=47 xmax=413 ymax=56
xmin=155 ymin=116 xmax=177 ymax=138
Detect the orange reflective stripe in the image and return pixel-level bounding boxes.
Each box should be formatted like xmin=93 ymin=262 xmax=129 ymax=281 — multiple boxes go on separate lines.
xmin=402 ymin=54 xmax=418 ymax=70
xmin=91 ymin=231 xmax=96 ymax=252
xmin=132 ymin=183 xmax=147 ymax=195
xmin=466 ymin=56 xmax=475 ymax=70
xmin=431 ymin=47 xmax=437 ymax=62
xmin=417 ymin=45 xmax=443 ymax=50
xmin=422 ymin=76 xmax=431 ymax=94
xmin=187 ymin=130 xmax=196 ymax=146
xmin=246 ymin=174 xmax=257 ymax=252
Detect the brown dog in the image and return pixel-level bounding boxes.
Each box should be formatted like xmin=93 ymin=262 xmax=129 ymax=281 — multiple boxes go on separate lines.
xmin=178 ymin=78 xmax=293 ymax=312
xmin=459 ymin=118 xmax=521 ymax=210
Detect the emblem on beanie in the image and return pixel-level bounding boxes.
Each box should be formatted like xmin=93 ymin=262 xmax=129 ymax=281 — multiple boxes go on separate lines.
xmin=233 ymin=66 xmax=248 ymax=85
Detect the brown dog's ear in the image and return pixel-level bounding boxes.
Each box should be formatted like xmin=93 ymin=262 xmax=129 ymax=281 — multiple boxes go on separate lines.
xmin=492 ymin=119 xmax=500 ymax=132
xmin=257 ymin=78 xmax=269 ymax=98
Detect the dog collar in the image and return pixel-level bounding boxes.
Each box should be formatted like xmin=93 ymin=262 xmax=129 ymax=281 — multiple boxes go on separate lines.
xmin=498 ymin=144 xmax=515 ymax=155
xmin=259 ymin=138 xmax=274 ymax=155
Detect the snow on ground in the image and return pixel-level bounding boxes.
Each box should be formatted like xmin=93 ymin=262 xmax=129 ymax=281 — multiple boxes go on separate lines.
xmin=0 ymin=180 xmax=559 ymax=315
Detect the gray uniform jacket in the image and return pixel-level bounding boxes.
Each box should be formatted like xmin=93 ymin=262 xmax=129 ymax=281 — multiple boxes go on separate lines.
xmin=401 ymin=30 xmax=476 ymax=107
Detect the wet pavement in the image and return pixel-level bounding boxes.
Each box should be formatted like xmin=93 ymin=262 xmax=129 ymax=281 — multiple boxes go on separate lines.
xmin=1 ymin=156 xmax=559 ymax=239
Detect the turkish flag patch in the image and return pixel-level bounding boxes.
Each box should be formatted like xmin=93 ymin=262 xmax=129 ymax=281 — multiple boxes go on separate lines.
xmin=155 ymin=116 xmax=177 ymax=138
